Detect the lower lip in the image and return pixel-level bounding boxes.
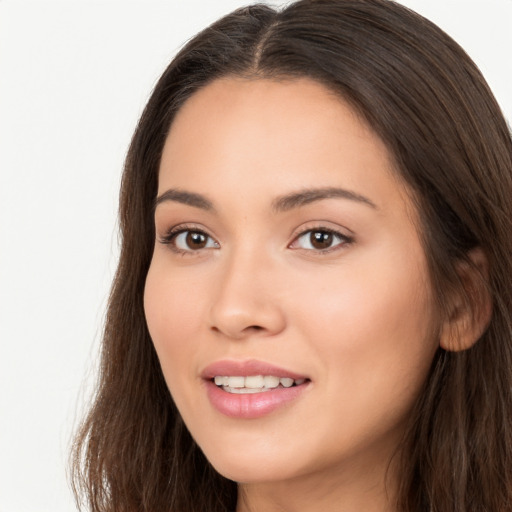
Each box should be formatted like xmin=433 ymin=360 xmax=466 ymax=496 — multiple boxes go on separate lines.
xmin=205 ymin=380 xmax=309 ymax=419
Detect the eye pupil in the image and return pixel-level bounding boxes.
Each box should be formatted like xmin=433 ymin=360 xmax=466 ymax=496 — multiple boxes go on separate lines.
xmin=186 ymin=231 xmax=207 ymax=249
xmin=310 ymin=231 xmax=333 ymax=249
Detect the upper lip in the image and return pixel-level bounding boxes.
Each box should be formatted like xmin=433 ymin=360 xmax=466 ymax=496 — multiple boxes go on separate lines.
xmin=201 ymin=359 xmax=309 ymax=380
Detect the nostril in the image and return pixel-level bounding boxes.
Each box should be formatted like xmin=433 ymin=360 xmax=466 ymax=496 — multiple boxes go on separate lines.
xmin=245 ymin=325 xmax=264 ymax=332
xmin=210 ymin=325 xmax=263 ymax=333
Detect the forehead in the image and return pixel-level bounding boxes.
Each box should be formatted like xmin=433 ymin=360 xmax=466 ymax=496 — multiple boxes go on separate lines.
xmin=158 ymin=76 xmax=412 ymax=218
xmin=164 ymin=77 xmax=378 ymax=161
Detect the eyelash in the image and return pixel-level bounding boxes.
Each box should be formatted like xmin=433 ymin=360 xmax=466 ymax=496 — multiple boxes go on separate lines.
xmin=159 ymin=225 xmax=218 ymax=256
xmin=158 ymin=225 xmax=353 ymax=256
xmin=290 ymin=226 xmax=353 ymax=254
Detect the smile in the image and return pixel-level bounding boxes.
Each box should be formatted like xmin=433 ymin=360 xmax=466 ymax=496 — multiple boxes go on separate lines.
xmin=213 ymin=375 xmax=306 ymax=393
xmin=201 ymin=360 xmax=310 ymax=418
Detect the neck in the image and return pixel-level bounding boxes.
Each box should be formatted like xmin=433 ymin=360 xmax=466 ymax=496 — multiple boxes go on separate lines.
xmin=236 ymin=454 xmax=398 ymax=512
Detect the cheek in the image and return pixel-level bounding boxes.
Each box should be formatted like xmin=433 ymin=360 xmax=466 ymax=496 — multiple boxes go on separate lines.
xmin=143 ymin=261 xmax=205 ymax=389
xmin=291 ymin=245 xmax=437 ymax=404
xmin=303 ymin=239 xmax=433 ymax=341
xmin=279 ymin=257 xmax=437 ymax=468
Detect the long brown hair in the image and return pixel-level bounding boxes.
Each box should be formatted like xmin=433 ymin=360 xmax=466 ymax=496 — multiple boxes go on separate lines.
xmin=71 ymin=1 xmax=512 ymax=510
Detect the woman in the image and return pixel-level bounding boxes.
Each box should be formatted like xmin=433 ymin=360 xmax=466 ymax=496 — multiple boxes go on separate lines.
xmin=71 ymin=0 xmax=512 ymax=510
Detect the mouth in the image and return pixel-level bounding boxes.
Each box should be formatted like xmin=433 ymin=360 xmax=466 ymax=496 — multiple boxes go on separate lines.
xmin=202 ymin=361 xmax=311 ymax=419
xmin=212 ymin=375 xmax=307 ymax=394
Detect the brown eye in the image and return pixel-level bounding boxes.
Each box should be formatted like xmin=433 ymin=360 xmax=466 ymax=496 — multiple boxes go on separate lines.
xmin=168 ymin=230 xmax=219 ymax=252
xmin=310 ymin=231 xmax=333 ymax=249
xmin=186 ymin=231 xmax=208 ymax=249
xmin=291 ymin=228 xmax=351 ymax=252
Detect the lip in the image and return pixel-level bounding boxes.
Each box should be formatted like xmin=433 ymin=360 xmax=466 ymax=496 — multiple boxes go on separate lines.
xmin=201 ymin=359 xmax=310 ymax=419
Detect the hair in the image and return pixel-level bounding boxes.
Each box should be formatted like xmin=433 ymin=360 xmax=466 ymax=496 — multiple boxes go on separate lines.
xmin=71 ymin=1 xmax=512 ymax=511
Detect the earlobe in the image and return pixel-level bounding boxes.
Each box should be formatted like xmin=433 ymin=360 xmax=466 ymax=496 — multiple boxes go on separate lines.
xmin=439 ymin=248 xmax=492 ymax=352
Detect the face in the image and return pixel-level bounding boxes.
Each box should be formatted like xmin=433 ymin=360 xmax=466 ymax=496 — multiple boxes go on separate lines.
xmin=144 ymin=77 xmax=438 ymax=487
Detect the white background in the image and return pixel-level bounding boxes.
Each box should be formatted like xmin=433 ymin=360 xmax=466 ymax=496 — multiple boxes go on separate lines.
xmin=0 ymin=1 xmax=510 ymax=511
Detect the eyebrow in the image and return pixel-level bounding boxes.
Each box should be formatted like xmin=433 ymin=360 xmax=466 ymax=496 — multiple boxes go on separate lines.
xmin=154 ymin=189 xmax=215 ymax=212
xmin=271 ymin=187 xmax=377 ymax=212
xmin=154 ymin=186 xmax=377 ymax=213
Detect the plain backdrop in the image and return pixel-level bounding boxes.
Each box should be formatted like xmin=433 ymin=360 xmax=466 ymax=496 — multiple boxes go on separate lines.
xmin=0 ymin=1 xmax=510 ymax=511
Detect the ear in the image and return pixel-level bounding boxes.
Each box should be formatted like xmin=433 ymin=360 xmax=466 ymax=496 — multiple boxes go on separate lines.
xmin=439 ymin=247 xmax=492 ymax=352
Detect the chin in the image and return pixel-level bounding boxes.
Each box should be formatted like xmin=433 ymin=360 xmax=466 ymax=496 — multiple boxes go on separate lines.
xmin=208 ymin=457 xmax=293 ymax=484
xmin=195 ymin=433 xmax=312 ymax=484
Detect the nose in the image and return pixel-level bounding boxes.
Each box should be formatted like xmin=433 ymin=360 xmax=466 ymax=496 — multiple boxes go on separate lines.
xmin=208 ymin=249 xmax=286 ymax=340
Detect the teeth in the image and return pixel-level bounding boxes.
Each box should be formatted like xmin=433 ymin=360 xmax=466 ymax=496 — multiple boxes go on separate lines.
xmin=280 ymin=377 xmax=294 ymax=388
xmin=263 ymin=375 xmax=280 ymax=388
xmin=213 ymin=375 xmax=306 ymax=393
xmin=225 ymin=387 xmax=269 ymax=394
xmin=245 ymin=375 xmax=264 ymax=388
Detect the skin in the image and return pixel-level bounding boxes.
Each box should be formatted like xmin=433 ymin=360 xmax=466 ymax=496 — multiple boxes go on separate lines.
xmin=144 ymin=77 xmax=440 ymax=512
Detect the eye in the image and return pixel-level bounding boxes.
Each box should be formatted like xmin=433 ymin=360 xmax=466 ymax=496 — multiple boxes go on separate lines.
xmin=290 ymin=228 xmax=352 ymax=252
xmin=160 ymin=228 xmax=219 ymax=253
